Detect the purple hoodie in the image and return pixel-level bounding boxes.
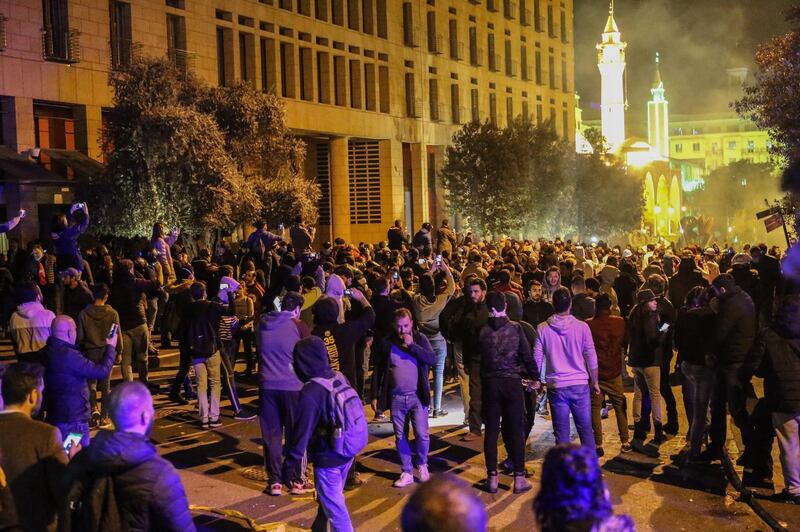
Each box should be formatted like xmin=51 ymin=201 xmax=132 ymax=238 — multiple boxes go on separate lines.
xmin=534 ymin=313 xmax=598 ymax=389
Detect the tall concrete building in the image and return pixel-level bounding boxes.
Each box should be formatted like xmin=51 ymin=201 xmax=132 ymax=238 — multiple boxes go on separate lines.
xmin=0 ymin=0 xmax=575 ymax=245
xmin=596 ymin=0 xmax=625 ymax=152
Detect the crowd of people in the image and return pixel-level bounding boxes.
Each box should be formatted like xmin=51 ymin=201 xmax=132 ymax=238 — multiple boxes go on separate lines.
xmin=0 ymin=205 xmax=798 ymax=531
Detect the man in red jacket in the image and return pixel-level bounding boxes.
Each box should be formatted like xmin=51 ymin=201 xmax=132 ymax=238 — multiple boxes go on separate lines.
xmin=587 ymin=294 xmax=631 ymax=455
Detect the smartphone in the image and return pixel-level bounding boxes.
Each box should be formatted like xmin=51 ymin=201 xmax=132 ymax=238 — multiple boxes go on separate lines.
xmin=274 ymin=296 xmax=282 ymax=311
xmin=659 ymin=323 xmax=670 ymax=332
xmin=75 ymin=202 xmax=84 ymax=209
xmin=278 ymin=223 xmax=284 ymax=231
xmin=344 ymin=288 xmax=352 ymax=297
xmin=63 ymin=432 xmax=82 ymax=453
xmin=435 ymin=255 xmax=442 ymax=266
xmin=219 ymin=282 xmax=229 ymax=290
xmin=418 ymin=259 xmax=426 ymax=265
xmin=393 ymin=271 xmax=399 ymax=281
xmin=107 ymin=323 xmax=118 ymax=338
xmin=18 ymin=209 xmax=26 ymax=218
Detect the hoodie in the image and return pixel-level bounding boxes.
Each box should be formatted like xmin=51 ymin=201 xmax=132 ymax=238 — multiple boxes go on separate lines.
xmin=479 ymin=316 xmax=539 ymax=380
xmin=258 ymin=310 xmax=308 ymax=391
xmin=9 ymin=301 xmax=55 ymax=356
xmin=285 ymin=337 xmax=352 ymax=469
xmin=311 ymin=298 xmax=375 ymax=388
xmin=77 ymin=304 xmax=123 ymax=360
xmin=64 ymin=430 xmax=195 ymax=532
xmin=534 ymin=314 xmax=598 ymax=389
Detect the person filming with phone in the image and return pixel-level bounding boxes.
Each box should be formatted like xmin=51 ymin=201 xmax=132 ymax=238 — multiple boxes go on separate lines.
xmin=0 ymin=209 xmax=26 ymax=234
xmin=42 ymin=315 xmax=118 ymax=448
xmin=50 ymin=202 xmax=89 ymax=273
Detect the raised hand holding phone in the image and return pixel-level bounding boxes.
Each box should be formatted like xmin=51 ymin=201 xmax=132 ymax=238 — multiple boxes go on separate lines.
xmin=106 ymin=323 xmax=119 ymax=346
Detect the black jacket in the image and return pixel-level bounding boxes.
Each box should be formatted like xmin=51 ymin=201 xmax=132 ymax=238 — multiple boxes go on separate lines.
xmin=451 ymin=300 xmax=489 ymax=363
xmin=311 ymin=306 xmax=375 ymax=387
xmin=627 ymin=306 xmax=667 ymax=367
xmin=729 ymin=265 xmax=759 ymax=303
xmin=668 ymin=258 xmax=708 ymax=309
xmin=61 ymin=282 xmax=94 ymax=322
xmin=571 ymin=293 xmax=596 ymax=322
xmin=674 ymin=306 xmax=716 ymax=366
xmin=62 ymin=430 xmax=195 ymax=532
xmin=746 ymin=300 xmax=800 ymax=413
xmin=714 ymin=286 xmax=756 ymax=365
xmin=109 ymin=268 xmax=159 ymax=331
xmin=479 ymin=317 xmax=539 ymax=380
xmin=371 ymin=331 xmax=435 ymax=411
xmin=387 ymin=227 xmax=408 ymax=251
xmin=522 ymin=299 xmax=554 ymax=326
xmin=369 ymin=294 xmax=405 ymax=340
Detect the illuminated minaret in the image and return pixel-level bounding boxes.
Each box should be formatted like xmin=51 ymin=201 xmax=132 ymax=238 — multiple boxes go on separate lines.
xmin=596 ymin=0 xmax=627 ymax=151
xmin=647 ymin=52 xmax=669 ymax=159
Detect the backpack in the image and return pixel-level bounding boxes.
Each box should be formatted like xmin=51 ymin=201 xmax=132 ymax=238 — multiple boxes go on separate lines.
xmin=61 ymin=472 xmax=124 ymax=532
xmin=310 ymin=372 xmax=368 ymax=458
xmin=186 ymin=302 xmax=218 ymax=358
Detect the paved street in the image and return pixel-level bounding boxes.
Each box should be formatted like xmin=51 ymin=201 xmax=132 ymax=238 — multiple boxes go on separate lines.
xmin=3 ymin=340 xmax=798 ymax=530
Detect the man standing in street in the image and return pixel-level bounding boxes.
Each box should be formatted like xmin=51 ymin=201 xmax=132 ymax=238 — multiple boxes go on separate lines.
xmin=587 ymin=294 xmax=631 ymax=455
xmin=534 ymin=287 xmax=599 ymax=449
xmin=436 ymin=219 xmax=457 ymax=255
xmin=290 ymin=215 xmax=316 ymax=253
xmin=453 ymin=278 xmax=489 ymax=441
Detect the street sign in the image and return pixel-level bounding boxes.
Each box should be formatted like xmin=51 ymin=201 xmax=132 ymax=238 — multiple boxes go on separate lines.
xmin=764 ymin=213 xmax=783 ymax=232
xmin=756 ymin=206 xmax=781 ymax=220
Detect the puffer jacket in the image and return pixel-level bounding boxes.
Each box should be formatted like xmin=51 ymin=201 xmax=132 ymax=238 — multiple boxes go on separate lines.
xmin=9 ymin=301 xmax=55 ymax=356
xmin=479 ymin=317 xmax=538 ymax=380
xmin=43 ymin=337 xmax=115 ymax=424
xmin=748 ymin=298 xmax=800 ymax=413
xmin=63 ymin=430 xmax=195 ymax=532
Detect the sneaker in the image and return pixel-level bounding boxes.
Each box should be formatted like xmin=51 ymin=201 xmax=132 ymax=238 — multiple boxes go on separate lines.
xmin=168 ymin=392 xmax=189 ymax=405
xmin=418 ymin=464 xmax=430 ymax=482
xmin=393 ymin=472 xmax=415 ymax=488
xmin=621 ymin=442 xmax=633 ymax=453
xmin=373 ymin=413 xmax=388 ymax=422
xmin=434 ymin=408 xmax=448 ymax=418
xmin=90 ymin=410 xmax=102 ymax=428
xmin=290 ymin=481 xmax=311 ymax=495
xmin=460 ymin=432 xmax=481 ymax=442
xmin=269 ymin=482 xmax=283 ymax=496
xmin=208 ymin=419 xmax=222 ymax=428
xmin=201 ymin=421 xmax=210 ymax=429
xmin=429 ymin=409 xmax=437 ymax=419
xmin=777 ymin=490 xmax=800 ymax=505
xmin=234 ymin=409 xmax=257 ymax=421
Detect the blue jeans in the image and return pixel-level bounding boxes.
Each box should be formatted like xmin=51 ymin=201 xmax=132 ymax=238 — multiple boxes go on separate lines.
xmin=681 ymin=361 xmax=714 ymax=457
xmin=312 ymin=459 xmax=354 ymax=532
xmin=548 ymin=384 xmax=595 ymax=448
xmin=55 ymin=420 xmax=90 ymax=448
xmin=391 ymin=393 xmax=430 ymax=473
xmin=428 ymin=334 xmax=447 ymax=410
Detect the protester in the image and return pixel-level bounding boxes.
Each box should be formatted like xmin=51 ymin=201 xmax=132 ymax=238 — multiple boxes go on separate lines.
xmin=0 ymin=210 xmax=25 ymax=234
xmin=61 ymin=381 xmax=196 ymax=531
xmin=50 ymin=202 xmax=89 ymax=272
xmin=9 ymin=281 xmax=55 ymax=364
xmin=534 ymin=288 xmax=599 ymax=449
xmin=58 ymin=268 xmax=93 ymax=321
xmin=0 ymin=362 xmax=69 ymax=532
xmin=290 ymin=215 xmax=316 ymax=253
xmin=400 ymin=474 xmax=487 ymax=532
xmin=372 ymin=308 xmax=436 ymax=487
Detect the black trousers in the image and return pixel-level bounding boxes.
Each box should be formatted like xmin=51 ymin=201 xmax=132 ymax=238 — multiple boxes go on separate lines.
xmin=483 ymin=376 xmax=525 ymax=475
xmin=468 ymin=360 xmax=483 ymax=435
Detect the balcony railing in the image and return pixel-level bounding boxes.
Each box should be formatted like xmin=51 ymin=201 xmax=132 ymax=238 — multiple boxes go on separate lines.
xmin=404 ymin=28 xmax=420 ymax=47
xmin=470 ymin=47 xmax=484 ymax=66
xmin=407 ymin=98 xmax=423 ymax=118
xmin=109 ymin=38 xmax=142 ymax=70
xmin=453 ymin=105 xmax=467 ymax=124
xmin=430 ymin=102 xmax=444 ymax=122
xmin=169 ymin=47 xmax=196 ymax=75
xmin=521 ymin=8 xmax=532 ymax=26
xmin=489 ymin=53 xmax=501 ymax=72
xmin=429 ymin=33 xmax=443 ymax=54
xmin=0 ymin=14 xmax=7 ymax=51
xmin=450 ymin=41 xmax=464 ymax=61
xmin=487 ymin=0 xmax=499 ymax=12
xmin=42 ymin=27 xmax=81 ymax=63
xmin=504 ymin=1 xmax=517 ymax=19
xmin=506 ymin=60 xmax=518 ymax=77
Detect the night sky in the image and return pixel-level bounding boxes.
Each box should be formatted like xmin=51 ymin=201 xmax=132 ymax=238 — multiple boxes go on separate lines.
xmin=574 ymin=0 xmax=796 ymax=135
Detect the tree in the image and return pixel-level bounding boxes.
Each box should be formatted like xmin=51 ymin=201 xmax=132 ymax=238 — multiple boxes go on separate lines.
xmin=735 ymin=7 xmax=800 ymax=160
xmin=86 ymin=57 xmax=318 ymax=239
xmin=439 ymin=120 xmax=530 ymax=238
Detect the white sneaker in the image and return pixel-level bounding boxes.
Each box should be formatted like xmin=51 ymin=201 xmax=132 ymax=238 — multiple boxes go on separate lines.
xmin=393 ymin=472 xmax=415 ymax=488
xmin=418 ymin=464 xmax=430 ymax=482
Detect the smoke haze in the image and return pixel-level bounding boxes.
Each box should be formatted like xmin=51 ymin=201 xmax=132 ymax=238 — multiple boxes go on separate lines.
xmin=574 ymin=0 xmax=796 ymax=135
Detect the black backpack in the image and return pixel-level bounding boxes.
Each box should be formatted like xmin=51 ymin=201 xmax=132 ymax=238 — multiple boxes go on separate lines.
xmin=185 ymin=302 xmax=218 ymax=358
xmin=61 ymin=472 xmax=123 ymax=532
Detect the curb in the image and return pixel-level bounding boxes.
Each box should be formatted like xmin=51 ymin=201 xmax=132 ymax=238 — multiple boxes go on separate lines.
xmin=721 ymin=448 xmax=787 ymax=532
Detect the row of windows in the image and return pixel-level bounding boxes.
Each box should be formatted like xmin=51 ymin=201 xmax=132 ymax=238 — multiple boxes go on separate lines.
xmin=472 ymin=0 xmax=571 ymax=43
xmin=265 ymin=0 xmax=388 ymax=39
xmin=673 ymin=139 xmax=770 ymax=154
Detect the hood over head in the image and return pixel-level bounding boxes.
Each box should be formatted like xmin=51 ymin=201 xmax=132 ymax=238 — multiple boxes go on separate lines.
xmin=293 ymin=336 xmax=335 ymax=381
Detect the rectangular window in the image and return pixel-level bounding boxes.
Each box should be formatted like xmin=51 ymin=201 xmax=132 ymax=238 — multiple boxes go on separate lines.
xmin=505 ymin=39 xmax=513 ymax=76
xmin=429 ymin=78 xmax=439 ymax=121
xmin=332 ymin=0 xmax=344 ymax=26
xmin=260 ymin=37 xmax=277 ymax=92
xmin=520 ymin=45 xmax=529 ymax=80
xmin=362 ymin=0 xmax=374 ymax=34
xmin=405 ymin=72 xmax=417 ymax=117
xmin=548 ymin=53 xmax=555 ymax=88
xmin=692 ymin=142 xmax=701 ymax=152
xmin=376 ymin=0 xmax=388 ymax=38
xmin=533 ymin=0 xmax=542 ymax=32
xmin=167 ymin=14 xmax=188 ymax=73
xmin=364 ymin=63 xmax=376 ymax=111
xmin=348 ymin=140 xmax=382 ymax=225
xmin=315 ymin=0 xmax=328 ymax=20
xmin=298 ymin=0 xmax=311 ymax=16
xmin=216 ymin=27 xmax=234 ymax=86
xmin=451 ymin=84 xmax=460 ymax=124
xmin=449 ymin=19 xmax=459 ymax=60
xmin=109 ymin=0 xmax=132 ymax=68
xmin=560 ymin=9 xmax=568 ymax=43
xmin=747 ymin=140 xmax=755 ymax=153
xmin=489 ymin=93 xmax=497 ymax=125
xmin=347 ymin=0 xmax=360 ymax=30
xmin=711 ymin=142 xmax=718 ymax=154
xmin=469 ymin=26 xmax=479 ymax=65
xmin=279 ymin=42 xmax=296 ymax=97
xmin=536 ymin=103 xmax=543 ymax=124
xmin=299 ymin=46 xmax=313 ymax=100
xmin=562 ymin=109 xmax=569 ymax=137
xmin=378 ymin=65 xmax=390 ymax=113
xmin=239 ymin=33 xmax=255 ymax=85
xmin=675 ymin=143 xmax=683 ymax=153
xmin=403 ymin=2 xmax=416 ymax=46
xmin=471 ymin=88 xmax=479 ymax=121
xmin=535 ymin=50 xmax=542 ymax=84
xmin=488 ymin=33 xmax=496 ymax=71
xmin=349 ymin=59 xmax=362 ymax=108
xmin=42 ymin=0 xmax=71 ymax=61
xmin=427 ymin=11 xmax=439 ymax=53
xmin=728 ymin=141 xmax=737 ymax=150
xmin=522 ymin=100 xmax=529 ymax=120
xmin=333 ymin=55 xmax=346 ymax=106
xmin=34 ymin=104 xmax=76 ymax=151
xmin=547 ymin=5 xmax=555 ymax=37
xmin=317 ymin=51 xmax=330 ymax=103
xmin=561 ymin=57 xmax=568 ymax=92
xmin=506 ymin=96 xmax=513 ymax=124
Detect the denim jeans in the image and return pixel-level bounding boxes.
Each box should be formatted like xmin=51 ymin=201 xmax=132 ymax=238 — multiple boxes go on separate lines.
xmin=55 ymin=420 xmax=90 ymax=448
xmin=773 ymin=412 xmax=800 ymax=496
xmin=548 ymin=384 xmax=595 ymax=448
xmin=428 ymin=334 xmax=447 ymax=411
xmin=681 ymin=361 xmax=714 ymax=457
xmin=311 ymin=459 xmax=355 ymax=532
xmin=193 ymin=351 xmax=221 ymax=423
xmin=391 ymin=393 xmax=430 ymax=473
